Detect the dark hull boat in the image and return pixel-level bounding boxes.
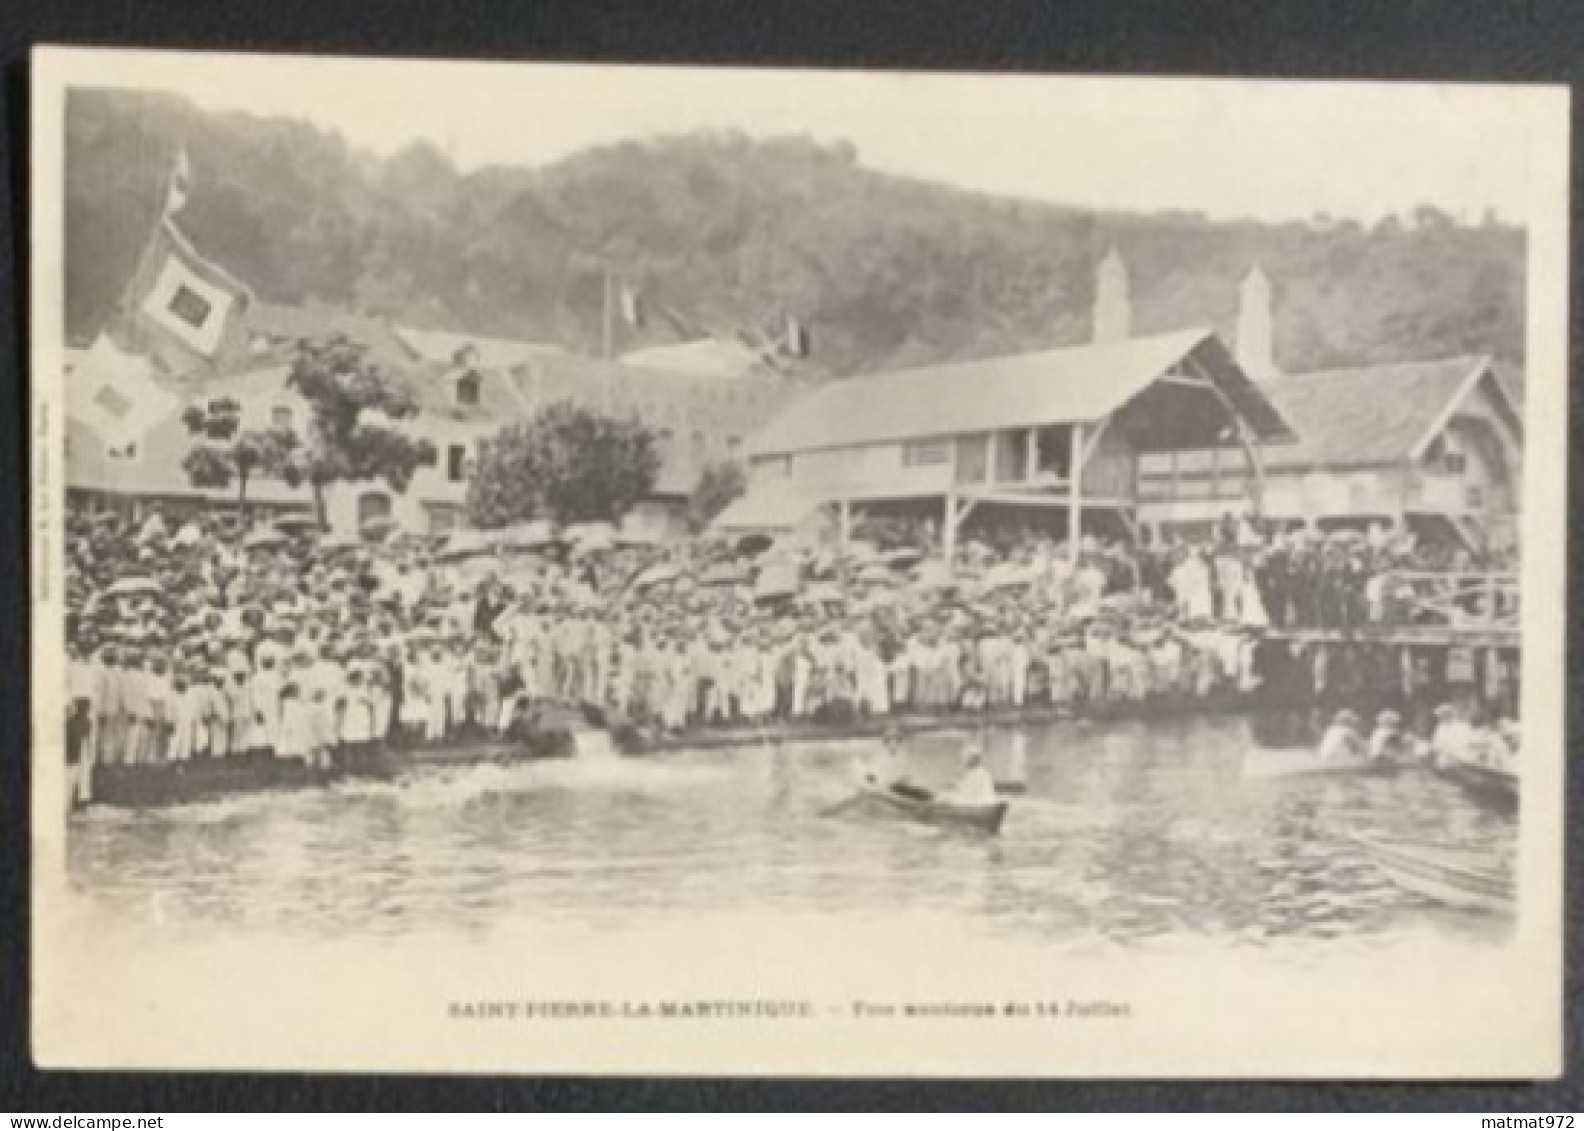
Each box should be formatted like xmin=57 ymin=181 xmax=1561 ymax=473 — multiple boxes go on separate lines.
xmin=839 ymin=787 xmax=1009 ymax=835
xmin=1435 ymin=762 xmax=1520 ymax=815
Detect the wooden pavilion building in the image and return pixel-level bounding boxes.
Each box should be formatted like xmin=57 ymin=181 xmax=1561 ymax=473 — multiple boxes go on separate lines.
xmin=726 ymin=327 xmax=1293 ymax=561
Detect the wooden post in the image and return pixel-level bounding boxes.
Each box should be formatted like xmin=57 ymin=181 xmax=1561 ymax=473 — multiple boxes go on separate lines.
xmin=601 ymin=269 xmax=614 ymax=362
xmin=838 ymin=498 xmax=851 ymax=549
xmin=1069 ymin=421 xmax=1085 ymax=566
xmin=1025 ymin=428 xmax=1039 ymax=482
xmin=1187 ymin=354 xmax=1265 ymax=516
xmin=943 ymin=490 xmax=957 ymax=567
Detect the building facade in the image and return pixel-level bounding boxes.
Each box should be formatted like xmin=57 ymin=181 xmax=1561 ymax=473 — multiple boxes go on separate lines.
xmin=65 ymin=212 xmax=809 ymax=539
xmin=1137 ymin=354 xmax=1524 ymax=550
xmin=727 ymin=326 xmax=1291 ymax=559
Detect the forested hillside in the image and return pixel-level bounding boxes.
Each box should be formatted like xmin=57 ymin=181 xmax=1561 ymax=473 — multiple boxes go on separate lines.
xmin=66 ymin=88 xmax=1526 ymax=378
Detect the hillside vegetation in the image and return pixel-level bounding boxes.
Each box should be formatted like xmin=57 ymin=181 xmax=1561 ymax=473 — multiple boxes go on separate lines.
xmin=66 ymin=88 xmax=1526 ymax=378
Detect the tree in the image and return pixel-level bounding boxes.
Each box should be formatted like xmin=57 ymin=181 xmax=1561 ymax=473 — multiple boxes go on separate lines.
xmin=180 ymin=396 xmax=299 ymax=519
xmin=285 ymin=337 xmax=437 ymax=529
xmin=467 ymin=400 xmax=659 ymax=529
xmin=685 ymin=459 xmax=746 ymax=534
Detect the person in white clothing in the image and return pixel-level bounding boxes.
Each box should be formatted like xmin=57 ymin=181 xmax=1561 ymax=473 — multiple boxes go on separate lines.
xmin=1429 ymin=703 xmax=1474 ymax=768
xmin=1317 ymin=708 xmax=1366 ymax=763
xmin=942 ymin=745 xmax=998 ymax=806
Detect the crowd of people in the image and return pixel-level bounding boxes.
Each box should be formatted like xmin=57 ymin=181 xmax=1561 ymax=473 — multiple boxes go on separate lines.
xmin=62 ymin=500 xmax=1520 ymax=797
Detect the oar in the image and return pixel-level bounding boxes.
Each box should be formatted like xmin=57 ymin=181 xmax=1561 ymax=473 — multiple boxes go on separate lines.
xmin=818 ymin=795 xmax=861 ymax=819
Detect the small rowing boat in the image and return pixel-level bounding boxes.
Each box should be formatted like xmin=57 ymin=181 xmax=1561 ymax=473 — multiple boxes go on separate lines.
xmin=1435 ymin=761 xmax=1519 ymax=815
xmin=1345 ymin=832 xmax=1514 ymax=914
xmin=836 ymin=787 xmax=1009 ymax=835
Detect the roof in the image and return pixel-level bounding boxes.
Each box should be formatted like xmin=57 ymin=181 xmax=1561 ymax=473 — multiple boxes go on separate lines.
xmin=402 ymin=364 xmax=531 ymax=426
xmin=506 ymin=353 xmax=809 ymax=495
xmin=621 ymin=338 xmax=767 ymax=379
xmin=1257 ymin=355 xmax=1504 ymax=471
xmin=393 ymin=324 xmax=567 ymax=369
xmin=712 ymin=483 xmax=832 ymax=532
xmin=745 ymin=328 xmax=1288 ymax=457
xmin=193 ymin=357 xmax=525 ymax=428
xmin=66 ymin=412 xmax=310 ymax=505
xmin=243 ymin=301 xmax=418 ymax=373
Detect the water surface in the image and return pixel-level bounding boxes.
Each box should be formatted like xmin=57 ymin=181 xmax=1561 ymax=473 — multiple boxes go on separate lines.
xmin=67 ymin=717 xmax=1515 ymax=957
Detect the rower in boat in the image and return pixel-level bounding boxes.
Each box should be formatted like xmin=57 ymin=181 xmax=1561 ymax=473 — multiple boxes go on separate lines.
xmin=941 ymin=743 xmax=998 ymax=806
xmin=1317 ymin=708 xmax=1365 ymax=764
xmin=855 ymin=726 xmax=931 ymax=801
xmin=1368 ymin=709 xmax=1410 ymax=766
xmin=998 ymin=732 xmax=1029 ymax=794
xmin=1429 ymin=703 xmax=1474 ymax=769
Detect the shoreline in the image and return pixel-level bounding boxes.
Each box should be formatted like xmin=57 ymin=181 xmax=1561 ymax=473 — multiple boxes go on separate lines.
xmin=74 ymin=692 xmax=1262 ymax=810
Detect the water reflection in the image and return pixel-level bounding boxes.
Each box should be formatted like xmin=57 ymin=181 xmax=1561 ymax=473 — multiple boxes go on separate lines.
xmin=67 ymin=717 xmax=1515 ymax=953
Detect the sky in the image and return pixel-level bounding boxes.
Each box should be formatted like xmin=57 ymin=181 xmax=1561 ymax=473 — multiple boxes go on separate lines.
xmin=52 ymin=48 xmax=1558 ymax=225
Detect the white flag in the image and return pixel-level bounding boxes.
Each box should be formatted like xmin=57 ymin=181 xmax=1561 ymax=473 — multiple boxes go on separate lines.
xmin=618 ymin=284 xmax=645 ymax=329
xmin=163 ymin=149 xmax=192 ymax=220
xmin=784 ymin=313 xmax=810 ymax=358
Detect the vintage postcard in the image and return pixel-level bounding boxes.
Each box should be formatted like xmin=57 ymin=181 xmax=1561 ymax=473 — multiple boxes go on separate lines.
xmin=29 ymin=46 xmax=1568 ymax=1076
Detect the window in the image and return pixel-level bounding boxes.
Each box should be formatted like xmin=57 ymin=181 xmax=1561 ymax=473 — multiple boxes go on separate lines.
xmin=1218 ymin=446 xmax=1250 ymax=474
xmin=1138 ymin=452 xmax=1175 ymax=480
xmin=447 ymin=443 xmax=468 ymax=483
xmin=426 ymin=503 xmax=462 ymax=536
xmin=727 ymin=435 xmax=742 ymax=453
xmin=270 ymin=405 xmax=294 ymax=432
xmin=92 ymin=384 xmax=132 ymax=420
xmin=167 ymin=285 xmax=213 ymax=329
xmin=902 ymin=438 xmax=950 ymax=467
xmin=1466 ymin=485 xmax=1485 ymax=510
xmin=358 ymin=492 xmax=393 ymax=528
xmin=954 ymin=436 xmax=989 ymax=485
xmin=455 ymin=373 xmax=481 ymax=408
xmin=994 ymin=428 xmax=1030 ymax=482
xmin=1425 ymin=436 xmax=1466 ymax=476
xmin=1036 ymin=425 xmax=1073 ymax=479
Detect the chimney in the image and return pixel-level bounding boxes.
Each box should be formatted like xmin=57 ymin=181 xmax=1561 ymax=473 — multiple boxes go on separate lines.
xmin=1236 ymin=265 xmax=1276 ymax=379
xmin=1092 ymin=247 xmax=1130 ymax=344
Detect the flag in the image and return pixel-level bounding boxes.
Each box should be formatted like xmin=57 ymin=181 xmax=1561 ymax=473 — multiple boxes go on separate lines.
xmin=120 ymin=218 xmax=252 ymax=368
xmin=112 ymin=146 xmax=253 ymax=374
xmin=618 ymin=283 xmax=646 ymax=329
xmin=163 ymin=149 xmax=192 ymax=220
xmin=784 ymin=314 xmax=810 ymax=358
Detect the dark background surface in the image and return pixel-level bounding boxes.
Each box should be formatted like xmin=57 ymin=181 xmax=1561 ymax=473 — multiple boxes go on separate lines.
xmin=1 ymin=0 xmax=1580 ymax=1111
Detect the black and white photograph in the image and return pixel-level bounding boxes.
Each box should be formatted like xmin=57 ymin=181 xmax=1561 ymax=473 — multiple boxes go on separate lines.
xmin=28 ymin=48 xmax=1568 ymax=1076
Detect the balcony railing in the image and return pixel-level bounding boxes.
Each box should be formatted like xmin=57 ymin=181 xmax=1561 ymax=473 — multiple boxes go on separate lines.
xmin=1385 ymin=570 xmax=1519 ymax=631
